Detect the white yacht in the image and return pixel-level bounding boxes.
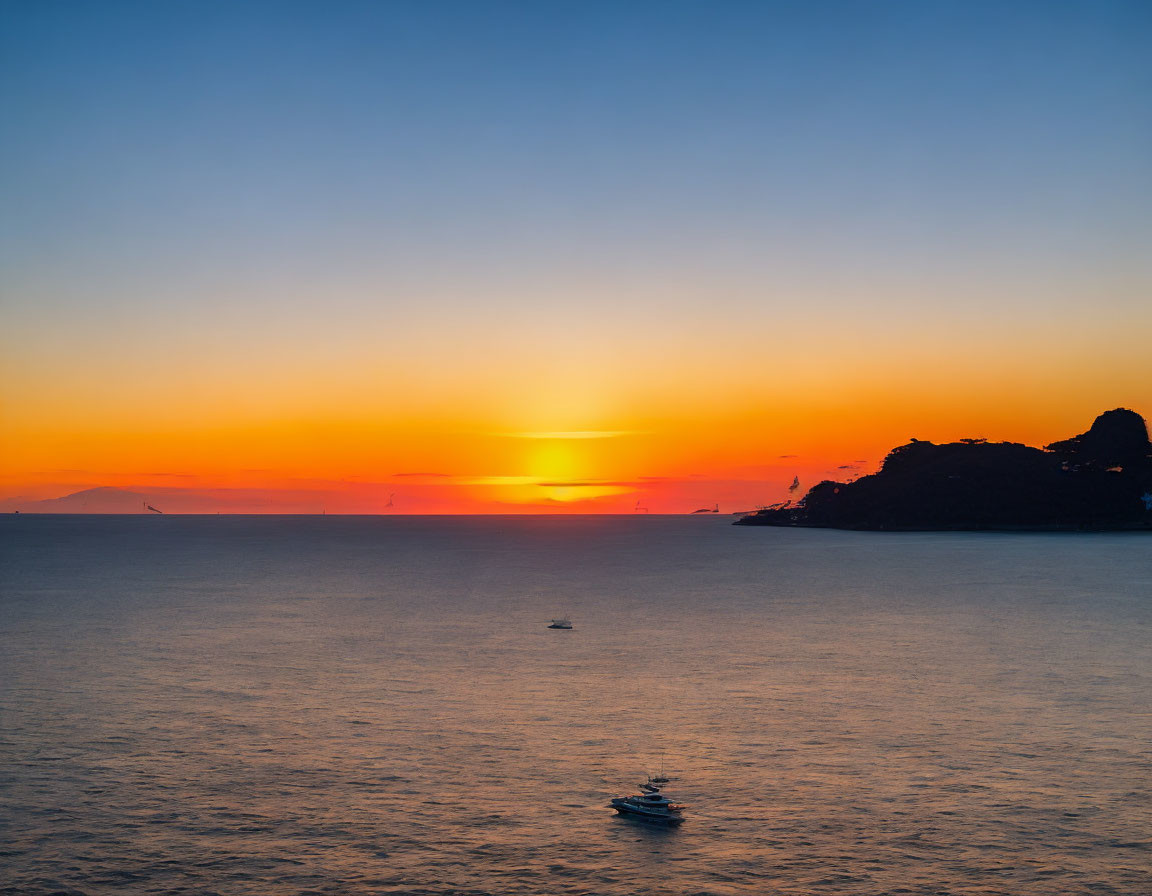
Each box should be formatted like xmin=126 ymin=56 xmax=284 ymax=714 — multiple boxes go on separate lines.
xmin=610 ymin=788 xmax=685 ymax=825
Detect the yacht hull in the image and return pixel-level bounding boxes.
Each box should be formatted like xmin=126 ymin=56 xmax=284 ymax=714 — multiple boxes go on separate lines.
xmin=610 ymin=802 xmax=684 ymax=825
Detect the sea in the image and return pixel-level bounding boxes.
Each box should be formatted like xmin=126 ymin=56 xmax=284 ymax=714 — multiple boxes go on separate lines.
xmin=1 ymin=515 xmax=1149 ymax=895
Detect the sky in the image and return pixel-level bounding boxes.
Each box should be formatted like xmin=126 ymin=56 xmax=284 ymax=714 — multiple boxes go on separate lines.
xmin=1 ymin=0 xmax=1150 ymax=513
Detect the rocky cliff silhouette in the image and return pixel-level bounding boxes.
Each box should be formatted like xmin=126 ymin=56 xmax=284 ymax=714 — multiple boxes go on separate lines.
xmin=736 ymin=409 xmax=1152 ymax=531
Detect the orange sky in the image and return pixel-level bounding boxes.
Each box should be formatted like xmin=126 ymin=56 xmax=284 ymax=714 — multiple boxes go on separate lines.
xmin=3 ymin=279 xmax=1149 ymax=512
xmin=3 ymin=355 xmax=1149 ymax=512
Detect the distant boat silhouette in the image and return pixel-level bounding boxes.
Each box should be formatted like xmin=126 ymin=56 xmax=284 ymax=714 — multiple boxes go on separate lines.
xmin=691 ymin=504 xmax=719 ymax=514
xmin=788 ymin=476 xmax=800 ymax=492
xmin=548 ymin=618 xmax=573 ymax=630
xmin=650 ymin=753 xmax=671 ymax=784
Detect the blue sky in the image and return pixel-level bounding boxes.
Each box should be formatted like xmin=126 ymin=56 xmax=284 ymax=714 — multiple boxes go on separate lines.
xmin=4 ymin=1 xmax=1148 ymax=295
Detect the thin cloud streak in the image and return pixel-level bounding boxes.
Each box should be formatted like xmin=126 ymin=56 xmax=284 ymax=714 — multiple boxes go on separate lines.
xmin=497 ymin=431 xmax=646 ymax=440
xmin=535 ymin=480 xmax=646 ymax=488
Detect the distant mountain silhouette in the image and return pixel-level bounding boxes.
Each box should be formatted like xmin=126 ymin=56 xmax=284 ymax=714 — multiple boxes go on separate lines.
xmin=736 ymin=409 xmax=1152 ymax=531
xmin=4 ymin=487 xmax=153 ymax=514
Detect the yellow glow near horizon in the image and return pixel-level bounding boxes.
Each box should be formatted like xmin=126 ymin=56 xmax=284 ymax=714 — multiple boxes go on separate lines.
xmin=2 ymin=301 xmax=1150 ymax=512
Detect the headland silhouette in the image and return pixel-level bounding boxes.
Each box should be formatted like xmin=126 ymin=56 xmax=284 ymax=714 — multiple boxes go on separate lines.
xmin=737 ymin=409 xmax=1152 ymax=531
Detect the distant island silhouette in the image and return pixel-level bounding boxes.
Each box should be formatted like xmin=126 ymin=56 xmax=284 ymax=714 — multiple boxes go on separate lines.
xmin=4 ymin=486 xmax=153 ymax=514
xmin=736 ymin=409 xmax=1152 ymax=531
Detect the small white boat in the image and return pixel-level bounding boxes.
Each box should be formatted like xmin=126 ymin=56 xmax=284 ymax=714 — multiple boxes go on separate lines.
xmin=610 ymin=789 xmax=686 ymax=825
xmin=547 ymin=618 xmax=573 ymax=630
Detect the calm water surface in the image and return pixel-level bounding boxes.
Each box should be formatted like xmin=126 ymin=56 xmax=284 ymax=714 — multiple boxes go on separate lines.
xmin=1 ymin=515 xmax=1150 ymax=895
